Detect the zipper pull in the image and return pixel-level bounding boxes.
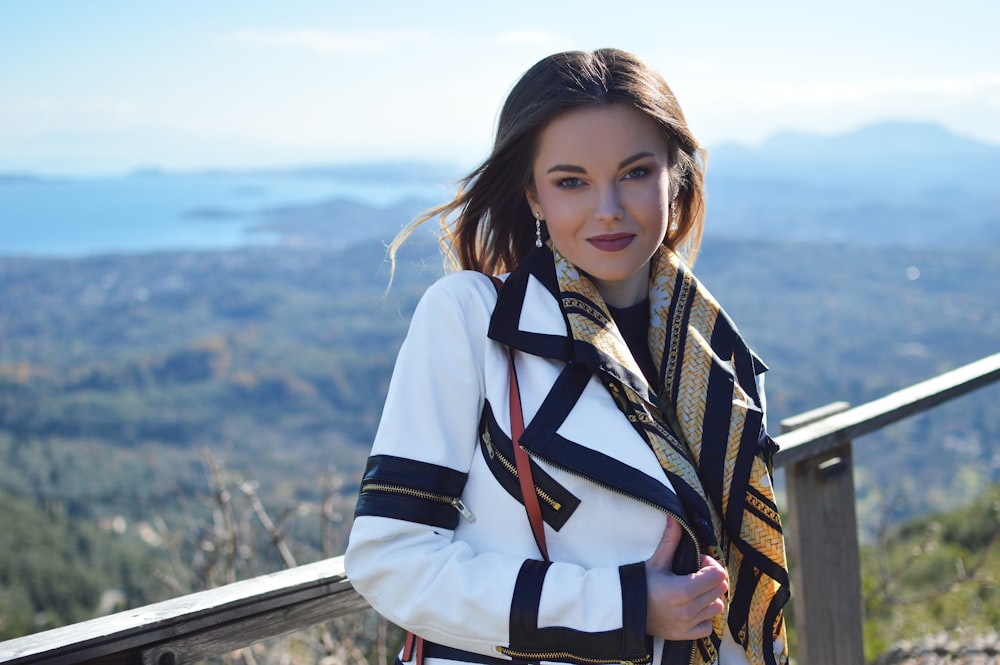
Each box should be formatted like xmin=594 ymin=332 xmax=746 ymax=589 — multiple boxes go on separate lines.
xmin=484 ymin=432 xmax=495 ymax=459
xmin=452 ymin=497 xmax=476 ymax=522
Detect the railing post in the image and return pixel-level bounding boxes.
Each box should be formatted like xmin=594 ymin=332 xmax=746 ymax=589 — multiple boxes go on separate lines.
xmin=781 ymin=402 xmax=865 ymax=665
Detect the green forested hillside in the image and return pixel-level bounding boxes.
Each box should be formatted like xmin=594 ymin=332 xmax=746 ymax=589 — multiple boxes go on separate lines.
xmin=861 ymin=485 xmax=1000 ymax=661
xmin=0 ymin=489 xmax=163 ymax=639
xmin=0 ymin=236 xmax=998 ymax=641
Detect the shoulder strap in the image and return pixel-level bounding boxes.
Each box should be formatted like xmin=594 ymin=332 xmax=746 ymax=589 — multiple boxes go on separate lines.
xmin=402 ymin=630 xmax=424 ymax=664
xmin=402 ymin=275 xmax=548 ymax=665
xmin=491 ymin=276 xmax=549 ymax=561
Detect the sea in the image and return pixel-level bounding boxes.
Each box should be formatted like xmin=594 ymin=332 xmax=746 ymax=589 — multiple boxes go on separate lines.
xmin=0 ymin=168 xmax=452 ymax=257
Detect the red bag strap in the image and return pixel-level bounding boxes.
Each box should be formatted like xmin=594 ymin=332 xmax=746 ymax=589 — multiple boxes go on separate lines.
xmin=492 ymin=276 xmax=549 ymax=561
xmin=402 ymin=631 xmax=423 ymax=664
xmin=403 ymin=275 xmax=549 ymax=665
xmin=506 ymin=347 xmax=550 ymax=561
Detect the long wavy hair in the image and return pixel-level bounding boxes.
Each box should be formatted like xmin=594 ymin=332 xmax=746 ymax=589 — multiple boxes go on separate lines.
xmin=389 ymin=48 xmax=707 ymax=278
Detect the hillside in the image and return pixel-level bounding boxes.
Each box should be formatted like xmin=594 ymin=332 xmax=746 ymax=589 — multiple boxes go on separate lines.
xmin=0 ymin=488 xmax=163 ymax=639
xmin=1 ymin=236 xmax=997 ymax=528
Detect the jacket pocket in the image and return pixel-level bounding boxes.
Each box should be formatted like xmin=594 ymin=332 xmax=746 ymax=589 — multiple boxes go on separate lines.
xmin=479 ymin=401 xmax=581 ymax=531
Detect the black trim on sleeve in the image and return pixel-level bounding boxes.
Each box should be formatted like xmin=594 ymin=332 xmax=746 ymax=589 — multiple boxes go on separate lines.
xmin=619 ymin=562 xmax=651 ymax=656
xmin=510 ymin=559 xmax=551 ymax=642
xmin=354 ymin=454 xmax=469 ymax=530
xmin=506 ymin=560 xmax=653 ymax=664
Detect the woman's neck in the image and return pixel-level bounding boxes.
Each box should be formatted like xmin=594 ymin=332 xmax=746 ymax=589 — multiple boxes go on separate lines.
xmin=588 ymin=263 xmax=651 ymax=308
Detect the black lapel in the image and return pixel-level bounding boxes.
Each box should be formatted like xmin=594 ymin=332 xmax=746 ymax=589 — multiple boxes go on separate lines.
xmin=488 ymin=246 xmax=573 ymax=362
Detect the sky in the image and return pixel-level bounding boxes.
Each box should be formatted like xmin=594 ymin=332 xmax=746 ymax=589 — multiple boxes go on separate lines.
xmin=1 ymin=0 xmax=998 ymax=175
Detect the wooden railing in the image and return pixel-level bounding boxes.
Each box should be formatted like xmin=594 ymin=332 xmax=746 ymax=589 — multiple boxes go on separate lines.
xmin=2 ymin=352 xmax=999 ymax=665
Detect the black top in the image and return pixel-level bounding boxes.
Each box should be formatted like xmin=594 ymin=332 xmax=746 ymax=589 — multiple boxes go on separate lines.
xmin=606 ymin=299 xmax=659 ymax=391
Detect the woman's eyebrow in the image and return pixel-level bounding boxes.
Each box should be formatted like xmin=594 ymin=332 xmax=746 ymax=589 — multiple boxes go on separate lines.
xmin=546 ymin=163 xmax=586 ymax=174
xmin=545 ymin=151 xmax=657 ymax=175
xmin=619 ymin=151 xmax=655 ymax=168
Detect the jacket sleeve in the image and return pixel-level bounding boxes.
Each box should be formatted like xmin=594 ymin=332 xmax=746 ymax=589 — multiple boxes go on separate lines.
xmin=344 ymin=273 xmax=650 ymax=662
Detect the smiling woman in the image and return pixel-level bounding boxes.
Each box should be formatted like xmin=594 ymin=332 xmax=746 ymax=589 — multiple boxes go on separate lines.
xmin=526 ymin=105 xmax=674 ymax=307
xmin=345 ymin=48 xmax=790 ymax=665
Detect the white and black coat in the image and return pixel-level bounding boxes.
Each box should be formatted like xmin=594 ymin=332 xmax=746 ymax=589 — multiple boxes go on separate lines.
xmin=345 ymin=249 xmax=759 ymax=665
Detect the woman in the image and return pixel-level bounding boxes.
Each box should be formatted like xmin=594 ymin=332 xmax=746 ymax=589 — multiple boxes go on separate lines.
xmin=344 ymin=49 xmax=789 ymax=665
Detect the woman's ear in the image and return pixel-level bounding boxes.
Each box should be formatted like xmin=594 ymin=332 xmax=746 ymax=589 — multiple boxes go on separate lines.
xmin=525 ymin=186 xmax=540 ymax=219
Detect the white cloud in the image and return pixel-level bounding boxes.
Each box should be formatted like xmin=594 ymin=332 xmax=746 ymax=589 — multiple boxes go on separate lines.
xmin=0 ymin=98 xmax=140 ymax=138
xmin=230 ymin=27 xmax=430 ymax=55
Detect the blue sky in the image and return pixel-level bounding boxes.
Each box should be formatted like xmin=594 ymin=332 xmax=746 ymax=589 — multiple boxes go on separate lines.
xmin=1 ymin=0 xmax=997 ymax=174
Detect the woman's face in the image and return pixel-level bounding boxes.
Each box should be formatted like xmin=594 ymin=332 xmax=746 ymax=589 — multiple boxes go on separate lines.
xmin=526 ymin=104 xmax=672 ymax=308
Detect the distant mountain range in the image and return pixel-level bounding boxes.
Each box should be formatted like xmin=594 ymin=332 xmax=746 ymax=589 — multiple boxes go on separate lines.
xmin=251 ymin=120 xmax=1000 ymax=250
xmin=710 ymin=120 xmax=1000 ymax=191
xmin=702 ymin=121 xmax=1000 ymax=246
xmin=2 ymin=121 xmax=997 ymax=255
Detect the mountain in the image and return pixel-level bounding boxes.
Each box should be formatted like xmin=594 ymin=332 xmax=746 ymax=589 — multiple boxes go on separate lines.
xmin=703 ymin=121 xmax=1000 ymax=246
xmin=248 ymin=120 xmax=1000 ymax=249
xmin=710 ymin=120 xmax=1000 ymax=188
xmin=243 ymin=121 xmax=1000 ymax=252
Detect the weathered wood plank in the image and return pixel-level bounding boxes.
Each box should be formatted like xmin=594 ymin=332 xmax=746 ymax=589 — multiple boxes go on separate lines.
xmin=0 ymin=557 xmax=365 ymax=665
xmin=773 ymin=352 xmax=1000 ymax=468
xmin=779 ymin=401 xmax=850 ymax=432
xmin=785 ymin=442 xmax=865 ymax=665
xmin=140 ymin=590 xmax=371 ymax=665
xmin=781 ymin=403 xmax=863 ymax=665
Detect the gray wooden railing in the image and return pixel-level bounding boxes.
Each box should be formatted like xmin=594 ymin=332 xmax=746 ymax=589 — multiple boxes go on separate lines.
xmin=2 ymin=352 xmax=999 ymax=665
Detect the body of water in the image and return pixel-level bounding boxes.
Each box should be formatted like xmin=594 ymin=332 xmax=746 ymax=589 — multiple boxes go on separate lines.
xmin=0 ymin=169 xmax=451 ymax=257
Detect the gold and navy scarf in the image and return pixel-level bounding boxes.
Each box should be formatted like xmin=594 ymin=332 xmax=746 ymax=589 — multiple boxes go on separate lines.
xmin=552 ymin=245 xmax=789 ymax=665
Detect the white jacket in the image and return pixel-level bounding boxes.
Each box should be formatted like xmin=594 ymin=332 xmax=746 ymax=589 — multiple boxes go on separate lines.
xmin=345 ymin=258 xmax=756 ymax=665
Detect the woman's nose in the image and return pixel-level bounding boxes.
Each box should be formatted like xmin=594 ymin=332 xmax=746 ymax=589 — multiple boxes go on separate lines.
xmin=594 ymin=185 xmax=625 ymax=223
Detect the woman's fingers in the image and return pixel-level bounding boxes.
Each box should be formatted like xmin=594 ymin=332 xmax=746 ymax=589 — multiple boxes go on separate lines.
xmin=693 ymin=555 xmax=729 ymax=596
xmin=646 ymin=516 xmax=682 ymax=572
xmin=645 ymin=548 xmax=729 ymax=641
xmin=646 ymin=570 xmax=726 ymax=640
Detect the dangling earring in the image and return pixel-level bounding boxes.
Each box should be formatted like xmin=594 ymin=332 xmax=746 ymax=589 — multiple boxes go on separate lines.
xmin=534 ymin=212 xmax=544 ymax=248
xmin=669 ymin=201 xmax=679 ymax=231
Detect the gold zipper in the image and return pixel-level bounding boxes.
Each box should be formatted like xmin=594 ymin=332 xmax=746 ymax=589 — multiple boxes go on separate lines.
xmin=361 ymin=482 xmax=475 ymax=522
xmin=497 ymin=646 xmax=651 ymax=665
xmin=485 ymin=433 xmax=562 ymax=511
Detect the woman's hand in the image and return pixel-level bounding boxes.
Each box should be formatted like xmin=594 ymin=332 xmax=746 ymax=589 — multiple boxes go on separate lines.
xmin=644 ymin=517 xmax=728 ymax=641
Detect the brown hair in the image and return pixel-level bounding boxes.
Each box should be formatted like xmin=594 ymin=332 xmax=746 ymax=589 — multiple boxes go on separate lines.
xmin=389 ymin=48 xmax=706 ymax=277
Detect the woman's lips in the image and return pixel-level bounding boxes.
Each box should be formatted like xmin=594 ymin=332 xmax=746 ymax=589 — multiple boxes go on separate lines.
xmin=587 ymin=233 xmax=635 ymax=251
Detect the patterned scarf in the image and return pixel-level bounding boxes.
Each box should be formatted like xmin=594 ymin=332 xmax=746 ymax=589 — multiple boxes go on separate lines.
xmin=551 ymin=245 xmax=789 ymax=665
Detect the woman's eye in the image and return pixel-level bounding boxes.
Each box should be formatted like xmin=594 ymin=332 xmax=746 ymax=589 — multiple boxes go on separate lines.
xmin=556 ymin=177 xmax=585 ymax=189
xmin=623 ymin=167 xmax=648 ymax=180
